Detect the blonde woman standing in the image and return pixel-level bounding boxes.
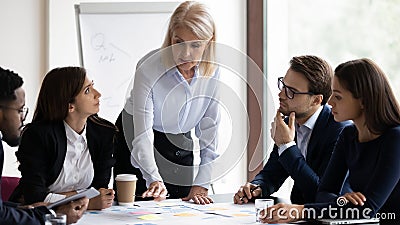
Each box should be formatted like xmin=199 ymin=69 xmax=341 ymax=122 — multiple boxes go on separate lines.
xmin=114 ymin=1 xmax=219 ymax=204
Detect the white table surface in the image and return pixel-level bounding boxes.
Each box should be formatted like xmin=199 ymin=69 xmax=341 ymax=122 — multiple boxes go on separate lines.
xmin=75 ymin=193 xmax=270 ymax=225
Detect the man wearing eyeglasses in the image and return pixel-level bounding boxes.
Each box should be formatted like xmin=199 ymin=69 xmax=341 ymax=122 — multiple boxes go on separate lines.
xmin=234 ymin=55 xmax=351 ymax=205
xmin=0 ymin=66 xmax=89 ymax=224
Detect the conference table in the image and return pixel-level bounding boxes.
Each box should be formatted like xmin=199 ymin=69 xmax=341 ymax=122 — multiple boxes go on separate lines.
xmin=75 ymin=194 xmax=383 ymax=225
xmin=75 ymin=193 xmax=292 ymax=225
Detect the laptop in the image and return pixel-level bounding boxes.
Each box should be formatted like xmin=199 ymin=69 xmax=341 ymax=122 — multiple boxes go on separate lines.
xmin=318 ymin=218 xmax=380 ymax=224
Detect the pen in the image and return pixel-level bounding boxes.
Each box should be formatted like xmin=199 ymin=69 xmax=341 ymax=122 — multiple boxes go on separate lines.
xmin=239 ymin=185 xmax=260 ymax=201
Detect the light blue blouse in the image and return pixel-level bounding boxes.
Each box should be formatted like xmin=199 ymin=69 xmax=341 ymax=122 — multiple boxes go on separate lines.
xmin=124 ymin=49 xmax=220 ymax=188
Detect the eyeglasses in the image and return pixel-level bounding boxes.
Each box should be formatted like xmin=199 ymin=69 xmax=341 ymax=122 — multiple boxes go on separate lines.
xmin=0 ymin=105 xmax=29 ymax=121
xmin=278 ymin=77 xmax=315 ymax=99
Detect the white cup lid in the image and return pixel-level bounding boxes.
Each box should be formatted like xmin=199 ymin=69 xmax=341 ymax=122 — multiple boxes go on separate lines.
xmin=115 ymin=174 xmax=138 ymax=181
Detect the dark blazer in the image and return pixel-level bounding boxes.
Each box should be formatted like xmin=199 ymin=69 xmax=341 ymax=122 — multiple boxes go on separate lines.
xmin=309 ymin=125 xmax=400 ymax=224
xmin=251 ymin=105 xmax=352 ymax=204
xmin=1 ymin=141 xmax=50 ymax=225
xmin=10 ymin=116 xmax=116 ymax=204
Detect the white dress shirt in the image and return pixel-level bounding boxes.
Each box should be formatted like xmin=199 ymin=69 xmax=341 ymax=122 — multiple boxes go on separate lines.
xmin=44 ymin=121 xmax=94 ymax=203
xmin=278 ymin=106 xmax=323 ymax=158
xmin=124 ymin=49 xmax=220 ymax=188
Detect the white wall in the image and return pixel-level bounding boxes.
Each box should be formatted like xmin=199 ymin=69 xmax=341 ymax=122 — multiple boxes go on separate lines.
xmin=0 ymin=0 xmax=46 ymax=176
xmin=265 ymin=0 xmax=293 ymax=199
xmin=1 ymin=0 xmax=247 ymax=193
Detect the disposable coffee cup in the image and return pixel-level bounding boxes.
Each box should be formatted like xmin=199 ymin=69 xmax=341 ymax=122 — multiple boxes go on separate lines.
xmin=115 ymin=174 xmax=137 ymax=206
xmin=255 ymin=199 xmax=274 ymax=223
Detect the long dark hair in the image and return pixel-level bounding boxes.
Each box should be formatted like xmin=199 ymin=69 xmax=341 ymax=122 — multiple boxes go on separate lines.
xmin=335 ymin=58 xmax=400 ymax=134
xmin=33 ymin=67 xmax=86 ymax=122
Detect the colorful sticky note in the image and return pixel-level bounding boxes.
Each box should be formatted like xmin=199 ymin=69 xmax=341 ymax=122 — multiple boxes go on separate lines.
xmin=173 ymin=212 xmax=197 ymax=217
xmin=231 ymin=213 xmax=251 ymax=217
xmin=130 ymin=211 xmax=154 ymax=215
xmin=137 ymin=214 xmax=162 ymax=220
xmin=205 ymin=207 xmax=228 ymax=211
xmin=133 ymin=223 xmax=157 ymax=225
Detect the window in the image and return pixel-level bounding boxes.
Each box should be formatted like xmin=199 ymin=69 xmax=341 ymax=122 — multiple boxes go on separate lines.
xmin=267 ymin=0 xmax=400 ymax=98
xmin=265 ymin=0 xmax=400 ymax=199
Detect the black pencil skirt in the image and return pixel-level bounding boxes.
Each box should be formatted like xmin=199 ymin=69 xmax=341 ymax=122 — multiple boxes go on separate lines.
xmin=114 ymin=109 xmax=194 ymax=200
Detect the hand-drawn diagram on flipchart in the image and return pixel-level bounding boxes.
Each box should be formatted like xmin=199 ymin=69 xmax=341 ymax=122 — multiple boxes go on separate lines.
xmin=76 ymin=2 xmax=178 ymax=122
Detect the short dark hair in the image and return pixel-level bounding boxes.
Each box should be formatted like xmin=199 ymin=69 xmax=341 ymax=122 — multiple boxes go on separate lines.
xmin=33 ymin=67 xmax=86 ymax=122
xmin=289 ymin=56 xmax=333 ymax=105
xmin=335 ymin=58 xmax=400 ymax=134
xmin=0 ymin=66 xmax=23 ymax=104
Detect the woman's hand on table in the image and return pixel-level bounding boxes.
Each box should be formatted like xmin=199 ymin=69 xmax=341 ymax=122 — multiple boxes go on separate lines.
xmin=142 ymin=181 xmax=168 ymax=201
xmin=182 ymin=186 xmax=213 ymax=205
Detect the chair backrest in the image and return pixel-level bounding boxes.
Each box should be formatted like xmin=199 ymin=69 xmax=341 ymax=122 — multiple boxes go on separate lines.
xmin=1 ymin=176 xmax=20 ymax=201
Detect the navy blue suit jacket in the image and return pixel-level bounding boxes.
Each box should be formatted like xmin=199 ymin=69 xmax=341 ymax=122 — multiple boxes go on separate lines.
xmin=251 ymin=105 xmax=352 ymax=204
xmin=0 ymin=140 xmax=49 ymax=225
xmin=307 ymin=125 xmax=400 ymax=223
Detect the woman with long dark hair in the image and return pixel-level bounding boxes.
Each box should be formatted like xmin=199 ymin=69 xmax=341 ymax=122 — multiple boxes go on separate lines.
xmin=11 ymin=67 xmax=117 ymax=210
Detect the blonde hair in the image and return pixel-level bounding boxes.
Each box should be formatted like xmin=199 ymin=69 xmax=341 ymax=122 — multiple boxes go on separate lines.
xmin=161 ymin=1 xmax=216 ymax=77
